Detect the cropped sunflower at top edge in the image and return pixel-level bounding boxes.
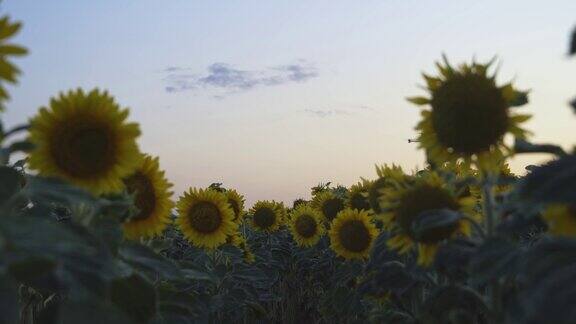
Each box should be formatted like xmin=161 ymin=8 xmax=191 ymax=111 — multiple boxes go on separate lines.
xmin=289 ymin=204 xmax=325 ymax=247
xmin=175 ymin=188 xmax=238 ymax=249
xmin=379 ymin=168 xmax=479 ymax=266
xmin=28 ymin=88 xmax=142 ymax=195
xmin=121 ymin=154 xmax=174 ymax=240
xmin=408 ymin=56 xmax=531 ymax=174
xmin=328 ymin=208 xmax=379 ymax=260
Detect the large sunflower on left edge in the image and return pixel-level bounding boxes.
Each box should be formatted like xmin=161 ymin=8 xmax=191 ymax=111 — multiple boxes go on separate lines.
xmin=28 ymin=89 xmax=142 ymax=195
xmin=329 ymin=209 xmax=379 ymax=260
xmin=122 ymin=155 xmax=174 ymax=240
xmin=176 ymin=188 xmax=237 ymax=249
xmin=379 ymin=170 xmax=477 ymax=266
xmin=408 ymin=56 xmax=531 ymax=173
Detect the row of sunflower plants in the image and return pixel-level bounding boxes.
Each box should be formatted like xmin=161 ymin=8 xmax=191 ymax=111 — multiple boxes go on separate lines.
xmin=2 ymin=11 xmax=576 ymax=324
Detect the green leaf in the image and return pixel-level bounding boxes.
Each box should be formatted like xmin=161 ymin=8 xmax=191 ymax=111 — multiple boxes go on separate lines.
xmin=514 ymin=138 xmax=566 ymax=156
xmin=517 ymin=154 xmax=576 ymax=205
xmin=109 ymin=273 xmax=157 ymax=323
xmin=119 ymin=242 xmax=182 ymax=280
xmin=0 ymin=275 xmax=18 ymax=324
xmin=0 ymin=166 xmax=22 ymax=205
xmin=7 ymin=140 xmax=34 ymax=154
xmin=570 ymin=26 xmax=576 ymax=55
xmin=469 ymin=237 xmax=521 ymax=285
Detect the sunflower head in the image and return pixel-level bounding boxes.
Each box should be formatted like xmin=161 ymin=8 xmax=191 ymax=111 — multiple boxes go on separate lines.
xmin=0 ymin=16 xmax=28 ymax=111
xmin=175 ymin=188 xmax=237 ymax=249
xmin=347 ymin=179 xmax=372 ymax=212
xmin=312 ymin=191 xmax=345 ymax=223
xmin=28 ymin=89 xmax=142 ymax=195
xmin=225 ymin=189 xmax=245 ymax=223
xmin=289 ymin=204 xmax=325 ymax=247
xmin=381 ymin=171 xmax=477 ymax=266
xmin=250 ymin=200 xmax=283 ymax=232
xmin=409 ymin=56 xmax=531 ymax=171
xmin=368 ymin=165 xmax=406 ymax=214
xmin=122 ymin=155 xmax=174 ymax=240
xmin=329 ymin=209 xmax=379 ymax=260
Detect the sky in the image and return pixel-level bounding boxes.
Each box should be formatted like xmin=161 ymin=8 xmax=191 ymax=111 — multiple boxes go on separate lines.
xmin=2 ymin=0 xmax=576 ymax=206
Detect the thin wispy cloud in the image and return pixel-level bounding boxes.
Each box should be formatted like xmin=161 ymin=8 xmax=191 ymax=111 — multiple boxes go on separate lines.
xmin=163 ymin=60 xmax=318 ymax=95
xmin=303 ymin=105 xmax=378 ymax=118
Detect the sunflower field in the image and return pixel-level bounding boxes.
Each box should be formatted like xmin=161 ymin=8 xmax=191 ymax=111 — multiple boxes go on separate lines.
xmin=2 ymin=12 xmax=576 ymax=324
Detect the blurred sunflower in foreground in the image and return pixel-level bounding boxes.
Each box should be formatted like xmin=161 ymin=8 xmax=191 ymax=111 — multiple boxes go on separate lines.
xmin=28 ymin=89 xmax=142 ymax=195
xmin=0 ymin=16 xmax=27 ymax=111
xmin=541 ymin=204 xmax=576 ymax=237
xmin=380 ymin=170 xmax=477 ymax=266
xmin=329 ymin=209 xmax=379 ymax=260
xmin=122 ymin=155 xmax=174 ymax=240
xmin=289 ymin=204 xmax=325 ymax=247
xmin=312 ymin=190 xmax=345 ymax=223
xmin=250 ymin=200 xmax=283 ymax=232
xmin=408 ymin=56 xmax=531 ymax=172
xmin=176 ymin=188 xmax=237 ymax=249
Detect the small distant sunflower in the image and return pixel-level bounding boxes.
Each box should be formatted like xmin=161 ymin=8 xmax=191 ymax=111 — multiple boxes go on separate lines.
xmin=225 ymin=189 xmax=245 ymax=223
xmin=176 ymin=188 xmax=237 ymax=249
xmin=542 ymin=204 xmax=576 ymax=237
xmin=250 ymin=200 xmax=283 ymax=232
xmin=380 ymin=171 xmax=477 ymax=266
xmin=408 ymin=56 xmax=531 ymax=172
xmin=0 ymin=16 xmax=28 ymax=111
xmin=28 ymin=89 xmax=142 ymax=195
xmin=289 ymin=204 xmax=325 ymax=247
xmin=329 ymin=209 xmax=379 ymax=260
xmin=312 ymin=191 xmax=345 ymax=223
xmin=368 ymin=165 xmax=405 ymax=214
xmin=122 ymin=155 xmax=174 ymax=240
xmin=347 ymin=179 xmax=372 ymax=211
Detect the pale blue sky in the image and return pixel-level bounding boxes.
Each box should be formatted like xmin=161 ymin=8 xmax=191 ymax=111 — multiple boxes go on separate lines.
xmin=3 ymin=1 xmax=576 ymax=205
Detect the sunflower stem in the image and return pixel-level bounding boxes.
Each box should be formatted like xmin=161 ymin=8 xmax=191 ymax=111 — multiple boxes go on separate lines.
xmin=482 ymin=173 xmax=502 ymax=323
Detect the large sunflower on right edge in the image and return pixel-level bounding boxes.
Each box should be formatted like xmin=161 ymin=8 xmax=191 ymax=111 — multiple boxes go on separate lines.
xmin=408 ymin=56 xmax=531 ymax=173
xmin=379 ymin=170 xmax=478 ymax=266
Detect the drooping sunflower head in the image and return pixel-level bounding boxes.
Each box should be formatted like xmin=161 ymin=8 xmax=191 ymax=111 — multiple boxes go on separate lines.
xmin=28 ymin=89 xmax=142 ymax=195
xmin=312 ymin=191 xmax=346 ymax=223
xmin=347 ymin=179 xmax=372 ymax=212
xmin=381 ymin=171 xmax=477 ymax=266
xmin=249 ymin=200 xmax=283 ymax=232
xmin=409 ymin=56 xmax=531 ymax=171
xmin=329 ymin=209 xmax=379 ymax=260
xmin=289 ymin=204 xmax=325 ymax=247
xmin=0 ymin=16 xmax=28 ymax=111
xmin=368 ymin=164 xmax=406 ymax=214
xmin=122 ymin=154 xmax=174 ymax=240
xmin=542 ymin=204 xmax=576 ymax=237
xmin=175 ymin=188 xmax=237 ymax=249
xmin=225 ymin=189 xmax=245 ymax=223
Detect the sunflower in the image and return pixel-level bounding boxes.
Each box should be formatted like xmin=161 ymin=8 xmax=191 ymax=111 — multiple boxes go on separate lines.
xmin=250 ymin=200 xmax=283 ymax=232
xmin=289 ymin=204 xmax=325 ymax=247
xmin=312 ymin=191 xmax=345 ymax=223
xmin=329 ymin=209 xmax=379 ymax=260
xmin=176 ymin=188 xmax=237 ymax=249
xmin=122 ymin=155 xmax=174 ymax=240
xmin=225 ymin=189 xmax=245 ymax=223
xmin=367 ymin=164 xmax=405 ymax=214
xmin=542 ymin=204 xmax=576 ymax=237
xmin=380 ymin=170 xmax=477 ymax=266
xmin=408 ymin=56 xmax=531 ymax=173
xmin=28 ymin=89 xmax=142 ymax=195
xmin=347 ymin=179 xmax=372 ymax=212
xmin=0 ymin=16 xmax=28 ymax=111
